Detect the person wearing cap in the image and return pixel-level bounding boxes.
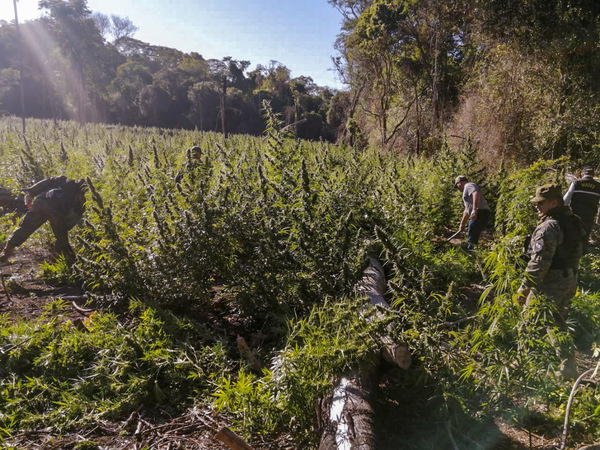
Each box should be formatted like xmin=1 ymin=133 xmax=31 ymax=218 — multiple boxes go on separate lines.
xmin=454 ymin=175 xmax=491 ymax=250
xmin=517 ymin=183 xmax=584 ymax=378
xmin=563 ymin=167 xmax=600 ymax=252
xmin=0 ymin=176 xmax=87 ymax=264
xmin=175 ymin=146 xmax=203 ymax=186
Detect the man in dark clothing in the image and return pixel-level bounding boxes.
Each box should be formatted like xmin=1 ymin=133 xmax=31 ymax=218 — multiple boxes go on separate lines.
xmin=564 ymin=167 xmax=600 ymax=252
xmin=0 ymin=176 xmax=86 ymax=264
xmin=517 ymin=184 xmax=584 ymax=379
xmin=454 ymin=175 xmax=491 ymax=250
xmin=0 ymin=188 xmax=28 ymax=217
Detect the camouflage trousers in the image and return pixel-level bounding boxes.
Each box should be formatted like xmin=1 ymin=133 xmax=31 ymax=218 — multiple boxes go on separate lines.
xmin=524 ymin=268 xmax=578 ymax=378
xmin=6 ymin=197 xmax=79 ymax=259
xmin=524 ymin=268 xmax=577 ymax=330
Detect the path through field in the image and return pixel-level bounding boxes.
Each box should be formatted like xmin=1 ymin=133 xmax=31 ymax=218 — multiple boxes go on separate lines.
xmin=0 ymin=246 xmax=85 ymax=322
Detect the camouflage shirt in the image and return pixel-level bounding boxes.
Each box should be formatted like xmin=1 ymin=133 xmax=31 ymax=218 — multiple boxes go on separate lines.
xmin=521 ymin=206 xmax=583 ymax=290
xmin=27 ymin=176 xmax=86 ymax=216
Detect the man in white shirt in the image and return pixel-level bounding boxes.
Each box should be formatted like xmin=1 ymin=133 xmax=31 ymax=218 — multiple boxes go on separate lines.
xmin=455 ymin=175 xmax=491 ymax=250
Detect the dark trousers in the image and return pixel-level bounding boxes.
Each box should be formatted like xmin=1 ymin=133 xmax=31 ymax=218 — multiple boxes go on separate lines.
xmin=467 ymin=209 xmax=490 ymax=249
xmin=581 ymin=220 xmax=594 ymax=254
xmin=7 ymin=197 xmax=76 ymax=257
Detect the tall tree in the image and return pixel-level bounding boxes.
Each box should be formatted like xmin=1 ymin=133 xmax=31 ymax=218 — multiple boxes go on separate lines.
xmin=336 ymin=0 xmax=471 ymax=151
xmin=91 ymin=11 xmax=110 ymax=40
xmin=38 ymin=0 xmax=105 ymax=122
xmin=110 ymin=15 xmax=138 ymax=43
xmin=188 ymin=81 xmax=220 ymax=131
xmin=107 ymin=60 xmax=151 ymax=125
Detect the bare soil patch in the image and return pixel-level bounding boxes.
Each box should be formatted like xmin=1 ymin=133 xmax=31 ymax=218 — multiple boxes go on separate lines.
xmin=0 ymin=246 xmax=84 ymax=322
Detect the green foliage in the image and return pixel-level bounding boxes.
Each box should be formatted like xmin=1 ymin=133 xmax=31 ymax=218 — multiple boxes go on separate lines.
xmin=213 ymin=370 xmax=278 ymax=434
xmin=341 ymin=0 xmax=472 ymax=150
xmin=1 ymin=118 xmax=600 ymax=446
xmin=0 ymin=214 xmax=15 ymax=245
xmin=0 ymin=300 xmax=229 ymax=434
xmin=332 ymin=0 xmax=600 ymax=162
xmin=570 ymin=290 xmax=600 ymax=351
xmin=213 ymin=297 xmax=392 ymax=443
xmin=578 ymin=251 xmax=600 ymax=292
xmin=38 ymin=255 xmax=72 ymax=285
xmin=494 ymin=158 xmax=570 ymax=236
xmin=73 ymin=441 xmax=99 ymax=450
xmin=0 ymin=11 xmax=339 ymax=140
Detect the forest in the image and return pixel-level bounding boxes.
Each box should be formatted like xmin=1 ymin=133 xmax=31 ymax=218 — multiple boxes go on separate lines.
xmin=0 ymin=0 xmax=343 ymax=141
xmin=1 ymin=0 xmax=600 ymax=449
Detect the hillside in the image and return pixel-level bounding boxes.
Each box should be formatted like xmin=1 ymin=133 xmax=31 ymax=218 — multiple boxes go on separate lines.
xmin=0 ymin=116 xmax=600 ymax=449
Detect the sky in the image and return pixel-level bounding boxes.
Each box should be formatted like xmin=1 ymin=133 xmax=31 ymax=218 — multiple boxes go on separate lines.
xmin=0 ymin=0 xmax=346 ymax=89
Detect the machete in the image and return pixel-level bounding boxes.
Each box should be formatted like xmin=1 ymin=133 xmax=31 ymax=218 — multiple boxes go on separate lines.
xmin=446 ymin=229 xmax=462 ymax=242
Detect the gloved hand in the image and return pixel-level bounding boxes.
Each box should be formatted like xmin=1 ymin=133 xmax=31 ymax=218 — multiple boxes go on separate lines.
xmin=24 ymin=194 xmax=33 ymax=209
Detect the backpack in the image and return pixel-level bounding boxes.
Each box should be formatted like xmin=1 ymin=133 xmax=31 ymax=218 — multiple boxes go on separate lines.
xmin=550 ymin=212 xmax=584 ymax=272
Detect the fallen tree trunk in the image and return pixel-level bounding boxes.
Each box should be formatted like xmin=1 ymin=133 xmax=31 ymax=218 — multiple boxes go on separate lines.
xmin=319 ymin=257 xmax=410 ymax=449
xmin=355 ymin=258 xmax=411 ymax=369
xmin=320 ymin=373 xmax=377 ymax=450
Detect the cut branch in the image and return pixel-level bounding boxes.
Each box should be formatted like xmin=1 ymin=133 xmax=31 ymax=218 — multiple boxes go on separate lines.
xmin=236 ymin=336 xmax=263 ymax=373
xmin=214 ymin=427 xmax=253 ymax=450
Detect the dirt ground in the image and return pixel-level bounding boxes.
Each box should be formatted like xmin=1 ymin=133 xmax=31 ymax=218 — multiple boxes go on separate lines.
xmin=0 ymin=246 xmax=86 ymax=321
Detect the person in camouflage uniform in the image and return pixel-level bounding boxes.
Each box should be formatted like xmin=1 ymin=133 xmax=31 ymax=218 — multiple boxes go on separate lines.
xmin=0 ymin=176 xmax=86 ymax=264
xmin=517 ymin=183 xmax=584 ymax=378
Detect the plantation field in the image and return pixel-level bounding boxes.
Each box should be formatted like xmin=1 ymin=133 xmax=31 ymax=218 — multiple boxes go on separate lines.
xmin=1 ymin=115 xmax=600 ymax=449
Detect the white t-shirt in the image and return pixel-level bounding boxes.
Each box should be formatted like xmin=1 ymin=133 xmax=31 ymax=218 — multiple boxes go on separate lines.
xmin=463 ymin=182 xmax=489 ymax=214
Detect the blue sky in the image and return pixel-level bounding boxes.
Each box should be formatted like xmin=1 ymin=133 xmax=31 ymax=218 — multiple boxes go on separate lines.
xmin=1 ymin=0 xmax=346 ymax=89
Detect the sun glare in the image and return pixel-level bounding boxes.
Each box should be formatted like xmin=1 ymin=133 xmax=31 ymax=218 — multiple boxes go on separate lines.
xmin=1 ymin=1 xmax=93 ymax=122
xmin=22 ymin=20 xmax=93 ymax=121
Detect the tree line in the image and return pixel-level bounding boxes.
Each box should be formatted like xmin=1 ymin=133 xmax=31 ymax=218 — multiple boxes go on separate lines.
xmin=330 ymin=0 xmax=600 ymax=165
xmin=0 ymin=0 xmax=347 ymax=141
xmin=2 ymin=0 xmax=600 ymax=165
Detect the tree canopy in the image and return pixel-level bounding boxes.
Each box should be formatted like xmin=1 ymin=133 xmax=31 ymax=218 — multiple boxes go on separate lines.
xmin=2 ymin=0 xmax=600 ymax=163
xmin=331 ymin=0 xmax=600 ymax=164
